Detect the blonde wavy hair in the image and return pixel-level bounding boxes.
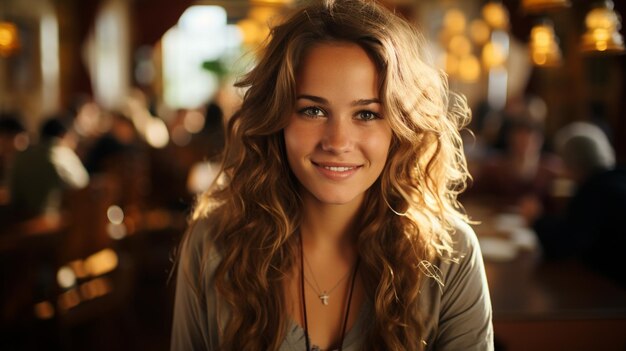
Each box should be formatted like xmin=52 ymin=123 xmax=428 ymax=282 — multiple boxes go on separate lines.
xmin=183 ymin=0 xmax=471 ymax=349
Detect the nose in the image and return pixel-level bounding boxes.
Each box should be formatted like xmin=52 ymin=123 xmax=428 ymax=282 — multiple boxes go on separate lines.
xmin=321 ymin=117 xmax=353 ymax=153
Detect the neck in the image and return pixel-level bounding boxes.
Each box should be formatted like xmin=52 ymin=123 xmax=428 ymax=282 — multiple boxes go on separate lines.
xmin=299 ymin=193 xmax=362 ymax=251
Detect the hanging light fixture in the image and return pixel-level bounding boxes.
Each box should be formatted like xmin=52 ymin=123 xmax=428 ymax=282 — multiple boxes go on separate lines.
xmin=529 ymin=19 xmax=562 ymax=67
xmin=580 ymin=0 xmax=624 ymax=54
xmin=521 ymin=0 xmax=571 ymax=13
xmin=0 ymin=0 xmax=20 ymax=58
xmin=0 ymin=21 xmax=20 ymax=57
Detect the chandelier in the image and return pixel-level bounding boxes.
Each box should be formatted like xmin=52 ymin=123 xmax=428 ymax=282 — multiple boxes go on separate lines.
xmin=580 ymin=0 xmax=624 ymax=54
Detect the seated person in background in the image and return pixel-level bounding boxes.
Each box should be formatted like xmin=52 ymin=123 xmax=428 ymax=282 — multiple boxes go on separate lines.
xmin=523 ymin=121 xmax=626 ymax=287
xmin=469 ymin=109 xmax=562 ymax=216
xmin=84 ymin=110 xmax=142 ymax=175
xmin=82 ymin=110 xmax=147 ymax=222
xmin=186 ymin=102 xmax=226 ymax=196
xmin=8 ymin=115 xmax=89 ymax=220
xmin=0 ymin=113 xmax=29 ymax=204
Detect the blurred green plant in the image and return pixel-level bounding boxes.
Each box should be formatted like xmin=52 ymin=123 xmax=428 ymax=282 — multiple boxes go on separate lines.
xmin=201 ymin=59 xmax=228 ymax=78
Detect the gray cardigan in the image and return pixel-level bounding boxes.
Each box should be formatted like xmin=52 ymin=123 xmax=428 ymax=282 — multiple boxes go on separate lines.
xmin=170 ymin=219 xmax=494 ymax=350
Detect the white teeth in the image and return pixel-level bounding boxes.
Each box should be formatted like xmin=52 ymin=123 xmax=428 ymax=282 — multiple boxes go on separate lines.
xmin=324 ymin=166 xmax=353 ymax=172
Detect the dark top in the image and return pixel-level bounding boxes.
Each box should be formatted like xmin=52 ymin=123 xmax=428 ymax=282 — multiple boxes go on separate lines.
xmin=534 ymin=166 xmax=626 ymax=287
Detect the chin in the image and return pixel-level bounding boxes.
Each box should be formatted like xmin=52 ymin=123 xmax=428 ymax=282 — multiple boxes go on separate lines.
xmin=309 ymin=189 xmax=364 ymax=207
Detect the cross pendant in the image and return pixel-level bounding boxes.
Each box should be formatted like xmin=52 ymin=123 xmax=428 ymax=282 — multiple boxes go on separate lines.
xmin=319 ymin=293 xmax=329 ymax=306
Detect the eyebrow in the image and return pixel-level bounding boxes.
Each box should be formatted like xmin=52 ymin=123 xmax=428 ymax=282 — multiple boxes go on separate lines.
xmin=296 ymin=95 xmax=381 ymax=106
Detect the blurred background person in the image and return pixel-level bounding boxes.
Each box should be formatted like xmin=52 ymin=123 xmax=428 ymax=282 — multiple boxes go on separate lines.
xmin=185 ymin=102 xmax=225 ymax=195
xmin=524 ymin=121 xmax=626 ymax=287
xmin=468 ymin=96 xmax=563 ymax=217
xmin=83 ymin=109 xmax=149 ymax=228
xmin=0 ymin=112 xmax=29 ymax=207
xmin=68 ymin=94 xmax=106 ymax=160
xmin=8 ymin=113 xmax=89 ymax=221
xmin=84 ymin=110 xmax=142 ymax=175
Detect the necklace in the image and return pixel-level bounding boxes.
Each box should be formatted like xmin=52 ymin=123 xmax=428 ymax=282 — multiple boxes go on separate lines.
xmin=300 ymin=236 xmax=360 ymax=351
xmin=302 ymin=254 xmax=352 ymax=306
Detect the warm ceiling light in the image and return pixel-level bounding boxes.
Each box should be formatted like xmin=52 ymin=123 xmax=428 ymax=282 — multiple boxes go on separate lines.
xmin=522 ymin=0 xmax=571 ymax=13
xmin=482 ymin=2 xmax=510 ymax=30
xmin=458 ymin=54 xmax=481 ymax=82
xmin=0 ymin=21 xmax=20 ymax=57
xmin=470 ymin=19 xmax=491 ymax=45
xmin=482 ymin=42 xmax=507 ymax=69
xmin=443 ymin=8 xmax=467 ymax=34
xmin=448 ymin=35 xmax=472 ymax=57
xmin=482 ymin=30 xmax=509 ymax=70
xmin=581 ymin=0 xmax=624 ymax=54
xmin=529 ymin=21 xmax=562 ymax=67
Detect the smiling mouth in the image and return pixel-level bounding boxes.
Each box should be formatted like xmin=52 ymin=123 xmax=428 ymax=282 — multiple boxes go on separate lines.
xmin=312 ymin=162 xmax=362 ymax=178
xmin=322 ymin=165 xmax=355 ymax=172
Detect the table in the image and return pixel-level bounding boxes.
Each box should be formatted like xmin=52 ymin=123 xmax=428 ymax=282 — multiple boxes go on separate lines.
xmin=468 ymin=202 xmax=626 ymax=350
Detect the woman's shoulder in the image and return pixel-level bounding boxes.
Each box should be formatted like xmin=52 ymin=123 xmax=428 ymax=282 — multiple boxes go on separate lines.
xmin=171 ymin=216 xmax=225 ymax=350
xmin=421 ymin=218 xmax=493 ymax=350
xmin=186 ymin=215 xmax=215 ymax=245
xmin=419 ymin=217 xmax=484 ymax=297
xmin=445 ymin=217 xmax=481 ymax=260
xmin=422 ymin=217 xmax=486 ymax=298
xmin=179 ymin=215 xmax=223 ymax=273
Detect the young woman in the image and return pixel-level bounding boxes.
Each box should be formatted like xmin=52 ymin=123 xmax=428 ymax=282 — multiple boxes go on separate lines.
xmin=171 ymin=1 xmax=493 ymax=350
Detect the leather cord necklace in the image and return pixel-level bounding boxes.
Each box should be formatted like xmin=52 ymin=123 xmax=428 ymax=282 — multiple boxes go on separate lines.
xmin=300 ymin=237 xmax=360 ymax=351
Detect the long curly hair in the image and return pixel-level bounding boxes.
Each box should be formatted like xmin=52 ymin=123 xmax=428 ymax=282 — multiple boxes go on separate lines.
xmin=184 ymin=0 xmax=471 ymax=349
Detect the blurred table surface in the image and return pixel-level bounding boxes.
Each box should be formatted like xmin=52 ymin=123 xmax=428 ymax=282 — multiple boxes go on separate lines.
xmin=484 ymin=251 xmax=626 ymax=320
xmin=466 ymin=199 xmax=626 ymax=350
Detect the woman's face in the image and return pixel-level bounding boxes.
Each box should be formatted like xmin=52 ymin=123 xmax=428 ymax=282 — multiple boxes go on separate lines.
xmin=284 ymin=42 xmax=393 ymax=207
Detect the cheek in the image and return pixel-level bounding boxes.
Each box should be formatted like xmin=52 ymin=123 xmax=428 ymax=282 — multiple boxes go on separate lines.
xmin=284 ymin=122 xmax=316 ymax=163
xmin=364 ymin=128 xmax=393 ymax=164
xmin=283 ymin=127 xmax=299 ymax=168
